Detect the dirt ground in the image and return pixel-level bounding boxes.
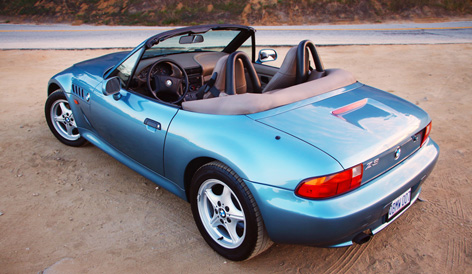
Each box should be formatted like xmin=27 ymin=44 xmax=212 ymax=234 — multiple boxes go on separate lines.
xmin=0 ymin=44 xmax=471 ymax=273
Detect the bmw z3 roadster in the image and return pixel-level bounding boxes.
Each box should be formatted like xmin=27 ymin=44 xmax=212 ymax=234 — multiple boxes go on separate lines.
xmin=45 ymin=24 xmax=439 ymax=261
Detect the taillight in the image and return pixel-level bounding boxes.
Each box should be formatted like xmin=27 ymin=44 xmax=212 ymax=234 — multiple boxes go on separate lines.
xmin=295 ymin=164 xmax=363 ymax=199
xmin=421 ymin=122 xmax=432 ymax=147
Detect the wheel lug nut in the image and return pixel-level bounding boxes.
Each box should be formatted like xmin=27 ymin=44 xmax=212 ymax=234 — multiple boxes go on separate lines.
xmin=225 ymin=206 xmax=229 ymax=212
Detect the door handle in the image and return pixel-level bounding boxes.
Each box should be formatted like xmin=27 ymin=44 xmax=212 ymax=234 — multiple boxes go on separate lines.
xmin=144 ymin=118 xmax=161 ymax=130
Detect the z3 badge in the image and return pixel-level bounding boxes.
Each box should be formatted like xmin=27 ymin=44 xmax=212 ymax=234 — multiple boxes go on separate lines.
xmin=365 ymin=158 xmax=379 ymax=171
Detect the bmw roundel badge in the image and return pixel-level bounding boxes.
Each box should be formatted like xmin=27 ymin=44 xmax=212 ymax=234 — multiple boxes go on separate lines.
xmin=394 ymin=147 xmax=401 ymax=160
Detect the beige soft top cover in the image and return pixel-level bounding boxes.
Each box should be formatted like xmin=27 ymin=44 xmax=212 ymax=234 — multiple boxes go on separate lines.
xmin=182 ymin=68 xmax=357 ymax=115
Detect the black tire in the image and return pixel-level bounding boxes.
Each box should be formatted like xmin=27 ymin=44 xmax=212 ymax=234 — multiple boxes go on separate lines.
xmin=190 ymin=161 xmax=272 ymax=261
xmin=45 ymin=90 xmax=87 ymax=147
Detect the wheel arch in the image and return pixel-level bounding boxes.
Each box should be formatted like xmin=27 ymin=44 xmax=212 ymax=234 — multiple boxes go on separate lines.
xmin=47 ymin=68 xmax=78 ymax=96
xmin=187 ymin=158 xmax=273 ymax=260
xmin=47 ymin=76 xmax=71 ymax=96
xmin=44 ymin=90 xmax=87 ymax=147
xmin=183 ymin=156 xmax=217 ymax=201
xmin=48 ymin=82 xmax=62 ymax=96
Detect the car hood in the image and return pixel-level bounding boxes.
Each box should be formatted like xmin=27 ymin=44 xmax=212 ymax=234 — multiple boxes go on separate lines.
xmin=72 ymin=51 xmax=130 ymax=78
xmin=256 ymin=84 xmax=431 ymax=182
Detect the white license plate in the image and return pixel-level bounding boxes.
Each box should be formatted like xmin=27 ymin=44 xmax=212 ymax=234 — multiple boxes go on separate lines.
xmin=388 ymin=189 xmax=411 ymax=220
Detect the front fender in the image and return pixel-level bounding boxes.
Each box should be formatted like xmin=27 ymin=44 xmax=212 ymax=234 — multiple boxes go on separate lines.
xmin=47 ymin=66 xmax=103 ymax=132
xmin=164 ymin=110 xmax=343 ymax=192
xmin=48 ymin=69 xmax=74 ymax=95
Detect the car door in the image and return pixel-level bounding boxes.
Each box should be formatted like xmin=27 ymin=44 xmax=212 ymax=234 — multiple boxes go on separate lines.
xmin=89 ymin=87 xmax=178 ymax=175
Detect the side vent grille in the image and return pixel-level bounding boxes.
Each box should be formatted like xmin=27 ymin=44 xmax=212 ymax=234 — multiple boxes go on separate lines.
xmin=72 ymin=84 xmax=86 ymax=100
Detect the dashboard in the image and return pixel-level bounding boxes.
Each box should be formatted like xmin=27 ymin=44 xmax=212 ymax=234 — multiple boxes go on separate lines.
xmin=131 ymin=51 xmax=228 ymax=95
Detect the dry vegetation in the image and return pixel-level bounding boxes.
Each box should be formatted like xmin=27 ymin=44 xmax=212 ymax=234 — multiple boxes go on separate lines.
xmin=0 ymin=0 xmax=471 ymax=26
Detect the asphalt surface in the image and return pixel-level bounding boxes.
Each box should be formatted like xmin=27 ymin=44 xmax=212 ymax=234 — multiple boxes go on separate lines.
xmin=1 ymin=21 xmax=472 ymax=49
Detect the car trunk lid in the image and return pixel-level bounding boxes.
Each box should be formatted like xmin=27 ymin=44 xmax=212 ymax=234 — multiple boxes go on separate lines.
xmin=255 ymin=84 xmax=431 ymax=183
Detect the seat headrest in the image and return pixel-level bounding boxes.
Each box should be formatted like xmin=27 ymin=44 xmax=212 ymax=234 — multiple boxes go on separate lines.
xmin=212 ymin=51 xmax=261 ymax=95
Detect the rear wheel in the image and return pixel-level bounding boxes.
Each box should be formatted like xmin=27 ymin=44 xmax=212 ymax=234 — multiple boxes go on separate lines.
xmin=45 ymin=90 xmax=87 ymax=147
xmin=190 ymin=161 xmax=272 ymax=261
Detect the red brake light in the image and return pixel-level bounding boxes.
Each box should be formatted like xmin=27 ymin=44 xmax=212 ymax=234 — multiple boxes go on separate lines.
xmin=296 ymin=164 xmax=363 ymax=199
xmin=421 ymin=122 xmax=432 ymax=147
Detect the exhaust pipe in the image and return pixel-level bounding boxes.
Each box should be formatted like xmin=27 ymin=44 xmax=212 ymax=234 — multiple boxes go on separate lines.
xmin=352 ymin=231 xmax=372 ymax=245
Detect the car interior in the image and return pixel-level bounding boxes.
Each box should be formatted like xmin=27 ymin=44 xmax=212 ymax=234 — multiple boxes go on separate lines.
xmin=122 ymin=29 xmax=357 ymax=115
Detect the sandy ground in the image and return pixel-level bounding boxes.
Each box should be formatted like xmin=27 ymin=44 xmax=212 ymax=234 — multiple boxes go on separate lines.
xmin=0 ymin=44 xmax=471 ymax=273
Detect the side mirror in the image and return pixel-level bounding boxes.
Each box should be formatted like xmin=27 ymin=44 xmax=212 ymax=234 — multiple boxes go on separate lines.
xmin=102 ymin=77 xmax=121 ymax=96
xmin=257 ymin=49 xmax=277 ymax=64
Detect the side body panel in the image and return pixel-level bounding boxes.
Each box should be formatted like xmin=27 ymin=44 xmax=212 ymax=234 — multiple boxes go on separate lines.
xmin=89 ymin=88 xmax=179 ymax=175
xmin=79 ymin=127 xmax=187 ymax=199
xmin=163 ymin=111 xmax=344 ymax=191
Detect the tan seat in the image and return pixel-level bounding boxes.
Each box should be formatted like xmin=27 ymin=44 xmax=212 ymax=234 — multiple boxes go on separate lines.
xmin=203 ymin=51 xmax=261 ymax=97
xmin=262 ymin=46 xmax=298 ymax=93
xmin=263 ymin=40 xmax=325 ymax=93
xmin=212 ymin=55 xmax=247 ymax=95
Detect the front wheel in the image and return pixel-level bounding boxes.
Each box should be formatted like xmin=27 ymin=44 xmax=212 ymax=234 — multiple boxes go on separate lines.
xmin=190 ymin=161 xmax=272 ymax=261
xmin=45 ymin=90 xmax=87 ymax=147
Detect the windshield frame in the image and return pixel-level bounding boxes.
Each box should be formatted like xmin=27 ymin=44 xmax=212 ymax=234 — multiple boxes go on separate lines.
xmin=105 ymin=24 xmax=256 ymax=94
xmin=145 ymin=24 xmax=254 ymax=49
xmin=142 ymin=28 xmax=250 ymax=60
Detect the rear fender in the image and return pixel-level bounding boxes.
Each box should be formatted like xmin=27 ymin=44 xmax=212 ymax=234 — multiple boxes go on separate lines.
xmin=164 ymin=110 xmax=344 ymax=193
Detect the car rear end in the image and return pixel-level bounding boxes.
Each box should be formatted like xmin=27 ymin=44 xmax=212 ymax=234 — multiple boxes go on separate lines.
xmin=245 ymin=83 xmax=439 ymax=246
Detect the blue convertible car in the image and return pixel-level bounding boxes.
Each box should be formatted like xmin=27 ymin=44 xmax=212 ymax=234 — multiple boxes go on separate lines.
xmin=45 ymin=24 xmax=439 ymax=260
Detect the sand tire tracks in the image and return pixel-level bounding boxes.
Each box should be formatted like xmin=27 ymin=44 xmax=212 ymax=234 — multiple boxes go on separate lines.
xmin=322 ymin=241 xmax=372 ymax=274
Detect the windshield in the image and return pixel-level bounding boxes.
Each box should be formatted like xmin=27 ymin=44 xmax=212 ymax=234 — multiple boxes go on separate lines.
xmin=143 ymin=29 xmax=248 ymax=59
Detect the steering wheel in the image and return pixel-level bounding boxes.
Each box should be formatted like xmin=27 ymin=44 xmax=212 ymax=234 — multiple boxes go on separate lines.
xmin=296 ymin=40 xmax=324 ymax=84
xmin=146 ymin=59 xmax=189 ymax=104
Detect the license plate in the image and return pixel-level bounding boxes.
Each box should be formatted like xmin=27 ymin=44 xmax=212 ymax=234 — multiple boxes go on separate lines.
xmin=388 ymin=189 xmax=411 ymax=220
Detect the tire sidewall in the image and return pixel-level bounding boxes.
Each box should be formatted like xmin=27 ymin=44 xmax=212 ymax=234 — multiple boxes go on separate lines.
xmin=45 ymin=90 xmax=87 ymax=147
xmin=190 ymin=163 xmax=258 ymax=261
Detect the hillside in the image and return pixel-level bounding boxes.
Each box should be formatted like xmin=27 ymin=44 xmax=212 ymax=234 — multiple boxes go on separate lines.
xmin=0 ymin=0 xmax=471 ymax=26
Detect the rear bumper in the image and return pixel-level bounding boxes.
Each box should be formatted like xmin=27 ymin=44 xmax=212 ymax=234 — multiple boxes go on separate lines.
xmin=245 ymin=138 xmax=439 ymax=246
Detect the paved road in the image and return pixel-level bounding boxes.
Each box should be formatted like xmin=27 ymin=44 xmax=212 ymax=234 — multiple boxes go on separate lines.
xmin=1 ymin=21 xmax=471 ymax=49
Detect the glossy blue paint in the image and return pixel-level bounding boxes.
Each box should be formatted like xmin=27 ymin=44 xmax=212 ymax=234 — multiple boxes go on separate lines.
xmin=164 ymin=110 xmax=343 ymax=191
xmin=89 ymin=88 xmax=179 ymax=175
xmin=79 ymin=128 xmax=187 ymax=200
xmin=244 ymin=139 xmax=438 ymax=246
xmin=46 ymin=25 xmax=440 ymax=250
xmin=258 ymin=84 xmax=431 ymax=170
xmin=74 ymin=50 xmax=129 ymax=80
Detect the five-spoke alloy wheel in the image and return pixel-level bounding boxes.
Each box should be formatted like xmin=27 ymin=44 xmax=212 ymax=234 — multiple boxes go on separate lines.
xmin=190 ymin=161 xmax=272 ymax=261
xmin=197 ymin=178 xmax=247 ymax=249
xmin=45 ymin=90 xmax=87 ymax=147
